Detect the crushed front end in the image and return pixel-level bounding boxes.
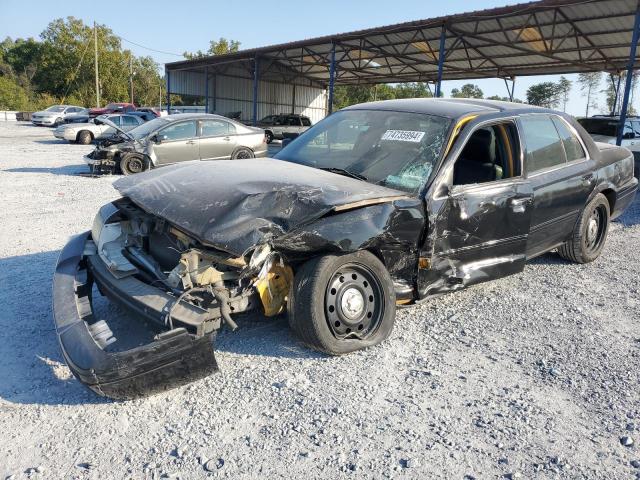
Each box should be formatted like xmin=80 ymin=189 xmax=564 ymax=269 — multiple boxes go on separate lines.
xmin=84 ymin=136 xmax=136 ymax=174
xmin=53 ymin=199 xmax=287 ymax=399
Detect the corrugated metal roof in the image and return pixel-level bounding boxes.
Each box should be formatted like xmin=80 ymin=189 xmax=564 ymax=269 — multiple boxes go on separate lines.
xmin=167 ymin=0 xmax=640 ymax=85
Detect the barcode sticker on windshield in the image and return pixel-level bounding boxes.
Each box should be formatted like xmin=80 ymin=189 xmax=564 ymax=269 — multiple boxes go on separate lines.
xmin=381 ymin=130 xmax=425 ymax=142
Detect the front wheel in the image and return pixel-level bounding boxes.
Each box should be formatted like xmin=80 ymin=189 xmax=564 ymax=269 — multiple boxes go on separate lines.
xmin=558 ymin=193 xmax=610 ymax=263
xmin=77 ymin=130 xmax=93 ymax=145
xmin=287 ymin=251 xmax=396 ymax=355
xmin=119 ymin=153 xmax=148 ymax=175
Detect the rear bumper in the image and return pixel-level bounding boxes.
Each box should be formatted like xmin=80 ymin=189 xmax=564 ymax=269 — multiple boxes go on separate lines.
xmin=612 ymin=176 xmax=639 ymax=219
xmin=52 ymin=232 xmax=219 ymax=400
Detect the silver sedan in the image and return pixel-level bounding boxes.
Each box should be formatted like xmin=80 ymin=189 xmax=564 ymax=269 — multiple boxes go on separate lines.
xmin=84 ymin=113 xmax=268 ymax=175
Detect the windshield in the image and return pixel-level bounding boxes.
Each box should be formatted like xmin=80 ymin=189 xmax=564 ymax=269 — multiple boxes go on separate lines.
xmin=274 ymin=109 xmax=451 ymax=194
xmin=127 ymin=117 xmax=170 ymax=139
xmin=45 ymin=105 xmax=65 ymax=112
xmin=577 ymin=118 xmax=619 ymax=137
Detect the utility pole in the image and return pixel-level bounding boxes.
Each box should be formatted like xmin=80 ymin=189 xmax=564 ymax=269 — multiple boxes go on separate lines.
xmin=129 ymin=53 xmax=134 ymax=104
xmin=94 ymin=21 xmax=100 ymax=108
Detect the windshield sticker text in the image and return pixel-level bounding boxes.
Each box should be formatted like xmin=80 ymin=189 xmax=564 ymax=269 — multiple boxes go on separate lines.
xmin=381 ymin=130 xmax=425 ymax=143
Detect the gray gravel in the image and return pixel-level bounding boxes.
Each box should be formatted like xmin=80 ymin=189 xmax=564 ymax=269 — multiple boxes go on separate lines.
xmin=0 ymin=122 xmax=639 ymax=479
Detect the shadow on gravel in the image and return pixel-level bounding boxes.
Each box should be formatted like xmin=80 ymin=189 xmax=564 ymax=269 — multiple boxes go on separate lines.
xmin=615 ymin=192 xmax=640 ymax=226
xmin=34 ymin=139 xmax=67 ymax=145
xmin=0 ymin=250 xmax=110 ymax=406
xmin=215 ymin=314 xmax=325 ymax=360
xmin=3 ymin=165 xmax=90 ymax=177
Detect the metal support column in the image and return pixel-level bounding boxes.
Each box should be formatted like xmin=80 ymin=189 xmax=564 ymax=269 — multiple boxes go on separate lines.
xmin=504 ymin=77 xmax=516 ymax=101
xmin=253 ymin=55 xmax=259 ymax=126
xmin=617 ymin=5 xmax=640 ymax=146
xmin=204 ymin=67 xmax=209 ymax=114
xmin=328 ymin=43 xmax=336 ymax=114
xmin=212 ymin=73 xmax=217 ymax=113
xmin=434 ymin=24 xmax=446 ymax=98
xmin=610 ymin=73 xmax=622 ymax=115
xmin=166 ymin=68 xmax=171 ymax=113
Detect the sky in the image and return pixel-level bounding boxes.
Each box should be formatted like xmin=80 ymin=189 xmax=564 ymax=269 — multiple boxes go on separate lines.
xmin=0 ymin=0 xmax=630 ymax=116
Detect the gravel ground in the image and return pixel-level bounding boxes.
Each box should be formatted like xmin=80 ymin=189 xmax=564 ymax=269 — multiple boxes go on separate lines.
xmin=0 ymin=121 xmax=639 ymax=480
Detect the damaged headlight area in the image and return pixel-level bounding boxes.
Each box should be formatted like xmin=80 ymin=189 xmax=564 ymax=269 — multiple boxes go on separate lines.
xmin=53 ymin=199 xmax=292 ymax=399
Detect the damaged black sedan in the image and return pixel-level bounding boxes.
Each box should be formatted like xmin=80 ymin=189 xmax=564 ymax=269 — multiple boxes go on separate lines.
xmin=53 ymin=99 xmax=638 ymax=399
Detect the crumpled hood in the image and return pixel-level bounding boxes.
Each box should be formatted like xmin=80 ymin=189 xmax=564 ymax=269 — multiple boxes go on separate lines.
xmin=114 ymin=159 xmax=408 ymax=255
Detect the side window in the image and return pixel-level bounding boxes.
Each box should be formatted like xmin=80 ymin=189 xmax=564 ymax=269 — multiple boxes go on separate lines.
xmin=121 ymin=115 xmax=139 ymax=127
xmin=301 ymin=117 xmax=311 ymax=127
xmin=160 ymin=121 xmax=197 ymax=141
xmin=201 ymin=120 xmax=230 ymax=137
xmin=551 ymin=117 xmax=586 ymax=162
xmin=453 ymin=122 xmax=521 ymax=186
xmin=287 ymin=116 xmax=300 ymax=126
xmin=109 ymin=116 xmax=122 ymax=126
xmin=520 ymin=116 xmax=566 ymax=174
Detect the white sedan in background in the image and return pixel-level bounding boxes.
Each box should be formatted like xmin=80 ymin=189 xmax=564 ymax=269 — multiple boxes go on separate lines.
xmin=53 ymin=114 xmax=144 ymax=144
xmin=31 ymin=105 xmax=86 ymax=126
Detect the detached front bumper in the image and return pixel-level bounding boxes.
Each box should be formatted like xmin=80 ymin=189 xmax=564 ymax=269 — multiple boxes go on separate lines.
xmin=52 ymin=232 xmax=219 ymax=400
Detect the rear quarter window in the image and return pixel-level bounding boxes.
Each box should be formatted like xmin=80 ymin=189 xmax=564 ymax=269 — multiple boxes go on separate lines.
xmin=552 ymin=117 xmax=586 ymax=162
xmin=520 ymin=115 xmax=566 ymax=174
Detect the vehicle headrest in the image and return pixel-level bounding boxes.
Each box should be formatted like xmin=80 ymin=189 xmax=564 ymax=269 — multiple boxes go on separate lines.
xmin=461 ymin=128 xmax=493 ymax=162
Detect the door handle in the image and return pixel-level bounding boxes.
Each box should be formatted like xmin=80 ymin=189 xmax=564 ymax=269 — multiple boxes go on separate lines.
xmin=186 ymin=140 xmax=196 ymax=145
xmin=223 ymin=137 xmax=231 ymax=141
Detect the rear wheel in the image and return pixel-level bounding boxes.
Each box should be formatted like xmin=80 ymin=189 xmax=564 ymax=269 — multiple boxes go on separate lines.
xmin=120 ymin=153 xmax=148 ymax=175
xmin=231 ymin=147 xmax=255 ymax=159
xmin=558 ymin=193 xmax=610 ymax=263
xmin=265 ymin=131 xmax=274 ymax=144
xmin=77 ymin=130 xmax=93 ymax=145
xmin=288 ymin=251 xmax=396 ymax=355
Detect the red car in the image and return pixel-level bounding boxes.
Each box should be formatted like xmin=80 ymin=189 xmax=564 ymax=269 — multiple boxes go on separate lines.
xmin=88 ymin=102 xmax=136 ymax=118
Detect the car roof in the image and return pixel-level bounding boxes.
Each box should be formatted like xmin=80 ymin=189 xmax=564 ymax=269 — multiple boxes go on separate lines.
xmin=343 ymin=98 xmax=553 ymax=120
xmin=164 ymin=113 xmax=235 ymax=122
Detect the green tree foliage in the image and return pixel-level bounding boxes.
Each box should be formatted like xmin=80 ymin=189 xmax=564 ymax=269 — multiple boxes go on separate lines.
xmin=0 ymin=17 xmax=164 ymax=109
xmin=0 ymin=75 xmax=30 ymax=109
xmin=526 ymin=81 xmax=562 ymax=108
xmin=183 ymin=38 xmax=241 ymax=60
xmin=450 ymin=83 xmax=483 ymax=98
xmin=557 ymin=76 xmax=572 ymax=112
xmin=486 ymin=95 xmax=523 ymax=103
xmin=333 ymin=82 xmax=432 ymax=110
xmin=577 ymin=72 xmax=602 ymax=116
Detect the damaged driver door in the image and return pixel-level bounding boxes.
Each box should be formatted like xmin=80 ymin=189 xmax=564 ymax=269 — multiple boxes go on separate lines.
xmin=419 ymin=120 xmax=533 ymax=296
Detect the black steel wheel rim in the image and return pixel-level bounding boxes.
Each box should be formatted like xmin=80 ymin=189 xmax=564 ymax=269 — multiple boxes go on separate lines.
xmin=127 ymin=157 xmax=144 ymax=173
xmin=235 ymin=149 xmax=252 ymax=159
xmin=584 ymin=204 xmax=607 ymax=252
xmin=325 ymin=263 xmax=385 ymax=340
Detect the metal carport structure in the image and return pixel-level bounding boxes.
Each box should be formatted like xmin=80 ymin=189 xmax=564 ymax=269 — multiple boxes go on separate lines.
xmin=165 ymin=0 xmax=640 ymax=145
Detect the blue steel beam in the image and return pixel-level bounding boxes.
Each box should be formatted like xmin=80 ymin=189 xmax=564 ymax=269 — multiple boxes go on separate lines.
xmin=434 ymin=24 xmax=446 ymax=98
xmin=617 ymin=5 xmax=640 ymax=146
xmin=253 ymin=55 xmax=259 ymax=126
xmin=328 ymin=43 xmax=336 ymax=114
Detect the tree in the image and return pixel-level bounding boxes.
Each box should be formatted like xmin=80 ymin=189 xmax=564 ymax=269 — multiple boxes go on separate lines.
xmin=557 ymin=76 xmax=572 ymax=112
xmin=526 ymin=82 xmax=561 ymax=108
xmin=486 ymin=95 xmax=523 ymax=103
xmin=450 ymin=83 xmax=483 ymax=98
xmin=0 ymin=75 xmax=29 ymax=109
xmin=577 ymin=72 xmax=602 ymax=116
xmin=183 ymin=37 xmax=240 ymax=60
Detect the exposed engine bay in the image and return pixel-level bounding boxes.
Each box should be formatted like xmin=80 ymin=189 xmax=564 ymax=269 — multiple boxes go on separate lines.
xmin=91 ymin=198 xmax=293 ymax=340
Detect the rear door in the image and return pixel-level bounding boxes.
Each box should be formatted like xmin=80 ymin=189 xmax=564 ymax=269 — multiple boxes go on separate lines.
xmin=149 ymin=120 xmax=199 ymax=165
xmin=519 ymin=114 xmax=594 ymax=257
xmin=420 ymin=119 xmax=533 ymax=296
xmin=198 ymin=119 xmax=237 ymax=159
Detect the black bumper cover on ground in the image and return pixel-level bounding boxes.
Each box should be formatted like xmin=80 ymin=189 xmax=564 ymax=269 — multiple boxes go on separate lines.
xmin=52 ymin=232 xmax=219 ymax=400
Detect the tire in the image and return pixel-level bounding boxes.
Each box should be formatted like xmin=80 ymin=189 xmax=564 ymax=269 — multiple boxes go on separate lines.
xmin=287 ymin=250 xmax=396 ymax=355
xmin=54 ymin=117 xmax=63 ymax=127
xmin=265 ymin=131 xmax=274 ymax=144
xmin=231 ymin=147 xmax=255 ymax=159
xmin=558 ymin=193 xmax=610 ymax=264
xmin=77 ymin=130 xmax=93 ymax=145
xmin=119 ymin=153 xmax=148 ymax=176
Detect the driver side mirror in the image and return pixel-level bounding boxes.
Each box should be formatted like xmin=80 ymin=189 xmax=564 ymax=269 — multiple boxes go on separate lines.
xmin=152 ymin=134 xmax=168 ymax=144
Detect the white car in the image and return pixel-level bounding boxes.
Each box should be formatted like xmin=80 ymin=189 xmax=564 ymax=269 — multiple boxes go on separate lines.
xmin=257 ymin=114 xmax=312 ymax=143
xmin=31 ymin=105 xmax=86 ymax=126
xmin=578 ymin=115 xmax=640 ymax=178
xmin=53 ymin=114 xmax=145 ymax=144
